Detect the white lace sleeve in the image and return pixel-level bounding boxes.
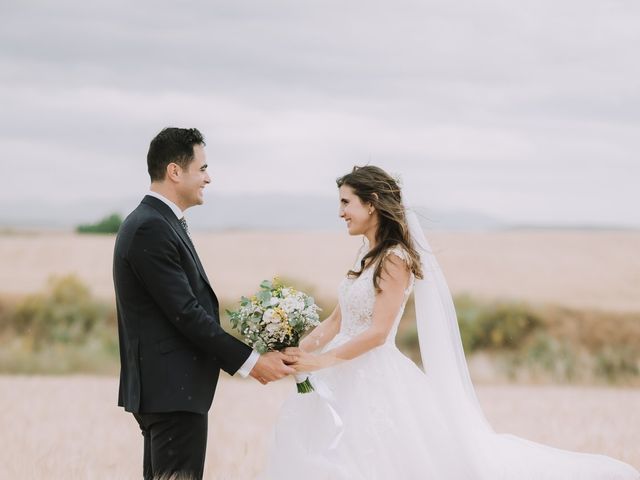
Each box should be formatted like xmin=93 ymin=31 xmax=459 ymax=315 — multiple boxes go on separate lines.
xmin=384 ymin=246 xmax=414 ymax=293
xmin=384 ymin=245 xmax=410 ymax=264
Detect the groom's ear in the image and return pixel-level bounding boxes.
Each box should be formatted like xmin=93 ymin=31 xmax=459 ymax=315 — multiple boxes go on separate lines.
xmin=165 ymin=162 xmax=182 ymax=183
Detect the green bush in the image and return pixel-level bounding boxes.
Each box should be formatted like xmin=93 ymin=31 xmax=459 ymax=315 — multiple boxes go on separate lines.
xmin=454 ymin=295 xmax=484 ymax=353
xmin=518 ymin=333 xmax=578 ymax=382
xmin=0 ymin=296 xmax=14 ymax=332
xmin=0 ymin=275 xmax=118 ymax=373
xmin=2 ymin=276 xmax=638 ymax=383
xmin=465 ymin=301 xmax=542 ymax=351
xmin=396 ymin=295 xmax=640 ymax=384
xmin=9 ymin=275 xmax=115 ymax=350
xmin=398 ymin=296 xmax=543 ymax=363
xmin=76 ymin=213 xmax=122 ymax=234
xmin=595 ymin=346 xmax=640 ymax=383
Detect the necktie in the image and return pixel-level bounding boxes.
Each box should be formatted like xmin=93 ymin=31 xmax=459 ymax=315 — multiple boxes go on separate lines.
xmin=178 ymin=217 xmax=191 ymax=238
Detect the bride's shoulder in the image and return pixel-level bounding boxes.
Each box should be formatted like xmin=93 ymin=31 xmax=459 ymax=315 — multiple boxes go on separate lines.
xmin=384 ymin=244 xmax=411 ymax=264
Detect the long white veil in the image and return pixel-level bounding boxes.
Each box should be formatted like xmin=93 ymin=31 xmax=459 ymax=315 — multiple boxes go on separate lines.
xmin=405 ymin=204 xmax=640 ymax=479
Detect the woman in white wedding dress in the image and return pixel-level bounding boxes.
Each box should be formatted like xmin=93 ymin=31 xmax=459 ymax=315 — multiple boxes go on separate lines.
xmin=264 ymin=166 xmax=639 ymax=480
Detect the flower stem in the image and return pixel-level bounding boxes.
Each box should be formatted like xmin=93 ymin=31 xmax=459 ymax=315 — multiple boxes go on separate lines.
xmin=296 ymin=378 xmax=314 ymax=394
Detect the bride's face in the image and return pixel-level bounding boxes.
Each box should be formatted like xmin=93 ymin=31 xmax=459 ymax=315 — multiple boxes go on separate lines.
xmin=339 ymin=185 xmax=376 ymax=236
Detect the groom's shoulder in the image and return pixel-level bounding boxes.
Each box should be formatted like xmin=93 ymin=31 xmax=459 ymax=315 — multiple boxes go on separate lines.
xmin=124 ymin=204 xmax=169 ymax=231
xmin=115 ymin=210 xmax=173 ymax=259
xmin=118 ymin=199 xmax=172 ymax=240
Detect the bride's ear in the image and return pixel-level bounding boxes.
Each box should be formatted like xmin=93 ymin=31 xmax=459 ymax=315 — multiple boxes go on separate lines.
xmin=368 ymin=192 xmax=379 ymax=212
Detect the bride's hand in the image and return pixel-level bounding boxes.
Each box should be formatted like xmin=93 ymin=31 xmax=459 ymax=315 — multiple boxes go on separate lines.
xmin=283 ymin=347 xmax=339 ymax=371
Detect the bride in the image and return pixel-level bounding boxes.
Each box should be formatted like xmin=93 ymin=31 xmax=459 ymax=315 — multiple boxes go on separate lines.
xmin=264 ymin=165 xmax=639 ymax=479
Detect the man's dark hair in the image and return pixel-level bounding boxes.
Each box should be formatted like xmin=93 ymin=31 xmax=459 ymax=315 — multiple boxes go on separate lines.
xmin=147 ymin=127 xmax=206 ymax=182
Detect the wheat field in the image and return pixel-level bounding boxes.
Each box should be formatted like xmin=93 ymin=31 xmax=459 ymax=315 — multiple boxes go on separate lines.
xmin=2 ymin=230 xmax=640 ymax=311
xmin=1 ymin=375 xmax=639 ymax=479
xmin=2 ymin=230 xmax=639 ymax=478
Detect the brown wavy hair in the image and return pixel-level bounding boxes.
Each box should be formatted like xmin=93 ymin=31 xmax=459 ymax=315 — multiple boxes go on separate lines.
xmin=337 ymin=165 xmax=424 ymax=291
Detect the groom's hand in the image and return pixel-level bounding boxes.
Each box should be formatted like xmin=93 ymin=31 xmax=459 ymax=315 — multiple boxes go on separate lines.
xmin=249 ymin=351 xmax=298 ymax=385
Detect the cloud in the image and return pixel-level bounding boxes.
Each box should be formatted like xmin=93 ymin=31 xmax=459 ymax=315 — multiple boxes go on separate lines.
xmin=1 ymin=0 xmax=639 ymax=226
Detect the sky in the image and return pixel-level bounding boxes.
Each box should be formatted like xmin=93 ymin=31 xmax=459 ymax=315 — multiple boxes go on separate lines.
xmin=1 ymin=0 xmax=639 ymax=228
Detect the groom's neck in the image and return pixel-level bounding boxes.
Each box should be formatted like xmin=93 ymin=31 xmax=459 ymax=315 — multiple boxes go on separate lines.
xmin=150 ymin=183 xmax=186 ymax=212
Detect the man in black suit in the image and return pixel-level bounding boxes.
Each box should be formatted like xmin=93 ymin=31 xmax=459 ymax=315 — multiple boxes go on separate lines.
xmin=113 ymin=127 xmax=296 ymax=480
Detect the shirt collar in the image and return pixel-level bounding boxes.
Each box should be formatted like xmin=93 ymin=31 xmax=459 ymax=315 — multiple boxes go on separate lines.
xmin=147 ymin=190 xmax=183 ymax=219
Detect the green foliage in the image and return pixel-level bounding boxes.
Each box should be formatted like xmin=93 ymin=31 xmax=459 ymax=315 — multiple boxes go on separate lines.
xmin=76 ymin=213 xmax=122 ymax=234
xmin=453 ymin=295 xmax=484 ymax=353
xmin=0 ymin=275 xmax=118 ymax=374
xmin=398 ymin=295 xmax=542 ymax=362
xmin=2 ymin=275 xmax=638 ymax=384
xmin=594 ymin=346 xmax=640 ymax=383
xmin=0 ymin=296 xmax=13 ymax=332
xmin=10 ymin=275 xmax=114 ymax=349
xmin=504 ymin=333 xmax=579 ymax=382
xmin=458 ymin=298 xmax=542 ymax=351
xmin=396 ymin=294 xmax=640 ymax=385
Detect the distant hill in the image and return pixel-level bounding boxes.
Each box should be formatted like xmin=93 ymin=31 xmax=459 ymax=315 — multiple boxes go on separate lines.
xmin=0 ymin=194 xmax=635 ymax=231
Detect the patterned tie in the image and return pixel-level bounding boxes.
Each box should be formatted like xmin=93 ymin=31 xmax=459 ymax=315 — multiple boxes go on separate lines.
xmin=178 ymin=217 xmax=191 ymax=238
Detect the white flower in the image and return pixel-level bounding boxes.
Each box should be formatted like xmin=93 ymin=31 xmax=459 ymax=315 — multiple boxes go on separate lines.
xmin=281 ymin=288 xmax=291 ymax=297
xmin=281 ymin=296 xmax=304 ymax=313
xmin=270 ymin=297 xmax=280 ymax=306
xmin=262 ymin=309 xmax=279 ymax=324
xmin=266 ymin=323 xmax=281 ymax=334
xmin=304 ymin=306 xmax=319 ymax=318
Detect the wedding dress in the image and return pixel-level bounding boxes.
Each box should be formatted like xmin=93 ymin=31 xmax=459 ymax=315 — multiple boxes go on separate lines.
xmin=264 ymin=215 xmax=639 ymax=479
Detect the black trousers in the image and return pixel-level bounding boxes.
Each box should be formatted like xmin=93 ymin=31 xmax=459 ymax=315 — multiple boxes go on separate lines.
xmin=133 ymin=411 xmax=208 ymax=480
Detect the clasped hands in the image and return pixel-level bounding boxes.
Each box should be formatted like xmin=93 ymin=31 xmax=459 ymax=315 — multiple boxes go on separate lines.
xmin=249 ymin=348 xmax=338 ymax=385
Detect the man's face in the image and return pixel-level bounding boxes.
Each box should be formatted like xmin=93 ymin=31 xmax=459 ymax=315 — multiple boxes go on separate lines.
xmin=176 ymin=144 xmax=211 ymax=209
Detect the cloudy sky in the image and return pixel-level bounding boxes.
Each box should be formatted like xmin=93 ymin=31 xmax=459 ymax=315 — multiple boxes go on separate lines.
xmin=1 ymin=0 xmax=639 ymax=228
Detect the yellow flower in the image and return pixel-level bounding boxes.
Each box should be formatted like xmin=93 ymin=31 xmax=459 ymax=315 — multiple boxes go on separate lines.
xmin=274 ymin=307 xmax=288 ymax=322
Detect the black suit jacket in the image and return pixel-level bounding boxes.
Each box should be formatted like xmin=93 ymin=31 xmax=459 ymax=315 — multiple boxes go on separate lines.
xmin=113 ymin=195 xmax=252 ymax=414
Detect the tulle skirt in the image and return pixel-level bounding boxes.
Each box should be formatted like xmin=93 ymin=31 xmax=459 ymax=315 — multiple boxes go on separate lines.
xmin=263 ymin=335 xmax=639 ymax=480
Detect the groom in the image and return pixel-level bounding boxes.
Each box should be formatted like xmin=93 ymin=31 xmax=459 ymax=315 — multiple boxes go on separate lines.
xmin=113 ymin=127 xmax=296 ymax=480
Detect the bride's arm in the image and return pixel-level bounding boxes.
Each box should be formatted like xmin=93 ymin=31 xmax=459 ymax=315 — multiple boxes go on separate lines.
xmin=288 ymin=253 xmax=410 ymax=370
xmin=298 ymin=305 xmax=342 ymax=353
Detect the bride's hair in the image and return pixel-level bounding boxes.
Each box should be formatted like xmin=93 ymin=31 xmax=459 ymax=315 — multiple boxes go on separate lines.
xmin=337 ymin=165 xmax=424 ymax=291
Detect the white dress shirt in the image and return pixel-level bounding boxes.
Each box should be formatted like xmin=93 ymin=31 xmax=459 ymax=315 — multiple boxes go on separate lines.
xmin=146 ymin=190 xmax=259 ymax=377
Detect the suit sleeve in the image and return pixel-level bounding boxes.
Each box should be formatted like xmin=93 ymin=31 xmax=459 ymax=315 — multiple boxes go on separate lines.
xmin=128 ymin=218 xmax=252 ymax=375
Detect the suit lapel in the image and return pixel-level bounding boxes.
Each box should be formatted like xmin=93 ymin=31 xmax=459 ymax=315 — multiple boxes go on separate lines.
xmin=141 ymin=196 xmax=212 ymax=288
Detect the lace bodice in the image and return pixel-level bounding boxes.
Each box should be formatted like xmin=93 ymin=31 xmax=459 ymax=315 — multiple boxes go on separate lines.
xmin=337 ymin=241 xmax=415 ymax=342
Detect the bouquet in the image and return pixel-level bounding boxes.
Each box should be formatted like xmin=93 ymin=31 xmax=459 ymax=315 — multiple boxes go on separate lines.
xmin=227 ymin=278 xmax=321 ymax=393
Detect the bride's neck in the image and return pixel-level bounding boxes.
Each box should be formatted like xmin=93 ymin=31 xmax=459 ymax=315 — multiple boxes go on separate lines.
xmin=364 ymin=232 xmax=376 ymax=250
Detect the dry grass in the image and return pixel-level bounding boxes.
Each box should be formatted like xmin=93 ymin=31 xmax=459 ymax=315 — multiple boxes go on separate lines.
xmin=1 ymin=230 xmax=640 ymax=312
xmin=1 ymin=375 xmax=638 ymax=479
xmin=1 ymin=230 xmax=639 ymax=477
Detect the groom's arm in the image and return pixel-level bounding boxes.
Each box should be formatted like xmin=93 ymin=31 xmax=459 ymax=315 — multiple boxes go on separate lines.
xmin=236 ymin=351 xmax=260 ymax=377
xmin=128 ymin=218 xmax=252 ymax=375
